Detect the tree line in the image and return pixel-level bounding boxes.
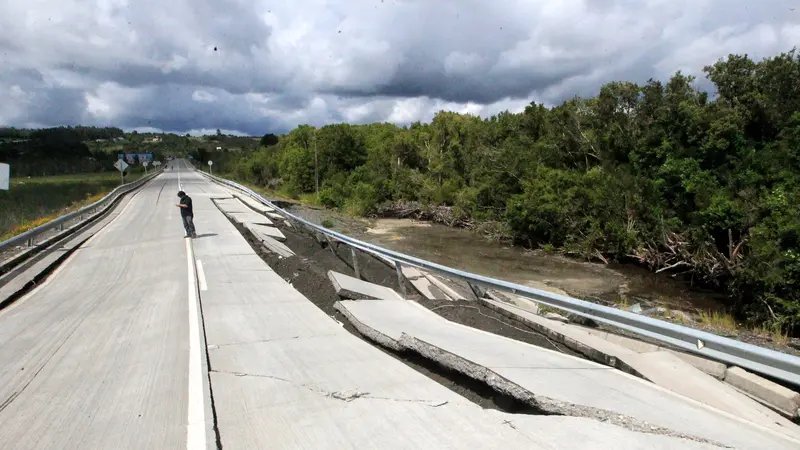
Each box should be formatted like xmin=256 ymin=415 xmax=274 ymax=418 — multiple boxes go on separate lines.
xmin=215 ymin=48 xmax=800 ymax=332
xmin=0 ymin=126 xmax=124 ymax=141
xmin=1 ymin=127 xmax=121 ymax=176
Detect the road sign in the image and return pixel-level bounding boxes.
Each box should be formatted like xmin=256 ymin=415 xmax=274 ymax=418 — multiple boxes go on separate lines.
xmin=208 ymin=161 xmax=213 ymax=166
xmin=114 ymin=160 xmax=129 ymax=172
xmin=0 ymin=163 xmax=9 ymax=190
xmin=142 ymin=160 xmax=150 ymax=167
xmin=153 ymin=161 xmax=162 ymax=167
xmin=113 ymin=159 xmax=129 ymax=185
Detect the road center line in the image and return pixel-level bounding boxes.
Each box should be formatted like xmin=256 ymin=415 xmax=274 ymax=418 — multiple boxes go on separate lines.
xmin=196 ymin=260 xmax=208 ymax=291
xmin=185 ymin=239 xmax=207 ymax=450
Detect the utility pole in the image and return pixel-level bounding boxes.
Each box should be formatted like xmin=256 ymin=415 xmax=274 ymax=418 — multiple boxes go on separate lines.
xmin=314 ymin=129 xmax=319 ymax=195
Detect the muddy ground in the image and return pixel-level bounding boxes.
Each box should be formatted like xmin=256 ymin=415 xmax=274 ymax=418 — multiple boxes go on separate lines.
xmin=226 ymin=213 xmax=586 ymax=413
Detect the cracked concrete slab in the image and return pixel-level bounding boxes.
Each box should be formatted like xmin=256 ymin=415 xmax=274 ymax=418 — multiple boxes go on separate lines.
xmin=480 ymin=298 xmax=800 ymax=439
xmin=233 ymin=193 xmax=275 ymax=214
xmin=335 ymin=299 xmax=800 ymax=450
xmin=209 ymin=367 xmax=718 ymax=450
xmin=196 ymin=178 xmax=726 ymax=449
xmin=259 ymin=235 xmax=295 ymax=258
xmin=245 ymin=223 xmax=286 ymax=242
xmin=402 ymin=266 xmax=452 ymax=301
xmin=228 ymin=211 xmax=274 ymax=226
xmin=328 ymin=270 xmax=404 ymax=301
xmin=214 ymin=198 xmax=252 ymax=214
xmin=423 ymin=272 xmax=468 ymax=301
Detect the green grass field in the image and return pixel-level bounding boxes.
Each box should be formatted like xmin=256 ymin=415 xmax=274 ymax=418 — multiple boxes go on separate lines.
xmin=0 ymin=170 xmax=144 ymax=240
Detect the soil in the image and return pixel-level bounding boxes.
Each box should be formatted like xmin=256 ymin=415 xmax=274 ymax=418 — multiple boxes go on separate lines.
xmin=224 ymin=211 xmax=580 ymax=413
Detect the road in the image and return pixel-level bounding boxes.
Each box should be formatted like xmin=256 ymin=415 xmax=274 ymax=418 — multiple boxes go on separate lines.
xmin=0 ymin=166 xmax=212 ymax=449
xmin=0 ymin=165 xmax=795 ymax=449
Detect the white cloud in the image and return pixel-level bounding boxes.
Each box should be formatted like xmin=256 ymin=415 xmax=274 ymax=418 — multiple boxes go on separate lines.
xmin=191 ymin=90 xmax=216 ymax=103
xmin=0 ymin=0 xmax=798 ymax=134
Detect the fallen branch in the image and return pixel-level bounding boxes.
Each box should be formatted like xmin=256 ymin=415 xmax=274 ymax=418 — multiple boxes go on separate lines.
xmin=655 ymin=261 xmax=690 ymax=274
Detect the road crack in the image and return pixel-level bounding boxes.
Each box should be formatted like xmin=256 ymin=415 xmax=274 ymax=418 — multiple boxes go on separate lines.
xmin=209 ymin=369 xmax=449 ymax=407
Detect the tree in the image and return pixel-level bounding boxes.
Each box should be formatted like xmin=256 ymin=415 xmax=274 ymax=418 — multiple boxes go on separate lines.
xmin=260 ymin=133 xmax=279 ymax=147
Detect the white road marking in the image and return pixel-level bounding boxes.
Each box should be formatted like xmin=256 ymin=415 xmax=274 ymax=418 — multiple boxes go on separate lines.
xmin=185 ymin=239 xmax=207 ymax=450
xmin=196 ymin=259 xmax=208 ymax=291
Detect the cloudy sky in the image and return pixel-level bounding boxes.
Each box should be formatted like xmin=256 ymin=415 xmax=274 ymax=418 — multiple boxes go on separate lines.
xmin=1 ymin=0 xmax=798 ymax=135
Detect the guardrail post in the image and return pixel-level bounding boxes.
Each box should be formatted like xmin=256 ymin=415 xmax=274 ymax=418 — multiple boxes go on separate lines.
xmin=325 ymin=235 xmax=338 ymax=257
xmin=350 ymin=247 xmax=360 ymax=279
xmin=394 ymin=261 xmax=407 ymax=298
xmin=58 ymin=223 xmax=64 ymax=232
xmin=26 ymin=238 xmax=33 ymax=247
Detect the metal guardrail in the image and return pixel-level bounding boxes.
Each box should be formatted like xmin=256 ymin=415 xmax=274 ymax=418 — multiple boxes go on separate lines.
xmin=200 ymin=170 xmax=800 ymax=387
xmin=0 ymin=169 xmax=163 ymax=254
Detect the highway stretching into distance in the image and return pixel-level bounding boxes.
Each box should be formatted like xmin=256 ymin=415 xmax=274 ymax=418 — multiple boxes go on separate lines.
xmin=0 ymin=164 xmax=798 ymax=449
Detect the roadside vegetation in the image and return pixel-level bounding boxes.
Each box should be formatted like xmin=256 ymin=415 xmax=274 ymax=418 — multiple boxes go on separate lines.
xmin=0 ymin=171 xmax=144 ymax=240
xmin=0 ymin=126 xmax=258 ymax=242
xmin=201 ymin=49 xmax=800 ymax=334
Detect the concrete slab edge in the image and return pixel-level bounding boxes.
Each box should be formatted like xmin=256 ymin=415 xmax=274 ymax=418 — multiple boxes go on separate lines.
xmin=397 ymin=333 xmax=722 ymax=446
xmin=260 ymin=236 xmax=295 ymax=258
xmin=478 ymin=298 xmax=648 ymax=379
xmin=333 ymin=301 xmax=403 ymax=351
xmin=480 ymin=298 xmax=800 ymax=423
xmin=422 ymin=273 xmax=466 ymax=301
xmin=724 ymin=366 xmax=800 ymax=419
xmin=0 ymin=246 xmax=77 ymax=310
xmin=326 ymin=270 xmax=359 ymax=300
xmin=332 ymin=299 xmax=721 ymax=446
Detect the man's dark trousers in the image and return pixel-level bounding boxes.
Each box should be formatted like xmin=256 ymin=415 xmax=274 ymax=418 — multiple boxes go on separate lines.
xmin=182 ymin=215 xmax=196 ymax=237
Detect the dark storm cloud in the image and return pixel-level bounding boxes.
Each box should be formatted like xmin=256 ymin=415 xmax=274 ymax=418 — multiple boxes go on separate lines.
xmin=0 ymin=0 xmax=798 ymax=134
xmin=330 ymin=56 xmax=592 ymax=104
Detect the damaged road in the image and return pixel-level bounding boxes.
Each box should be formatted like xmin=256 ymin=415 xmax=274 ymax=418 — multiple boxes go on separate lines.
xmin=195 ymin=177 xmax=734 ymax=449
xmin=210 ymin=368 xmax=449 ymax=407
xmin=334 ymin=298 xmax=800 ymax=449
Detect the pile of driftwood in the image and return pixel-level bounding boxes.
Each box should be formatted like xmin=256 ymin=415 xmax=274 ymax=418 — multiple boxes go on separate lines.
xmin=373 ymin=201 xmax=473 ymax=228
xmin=629 ymin=230 xmax=745 ymax=285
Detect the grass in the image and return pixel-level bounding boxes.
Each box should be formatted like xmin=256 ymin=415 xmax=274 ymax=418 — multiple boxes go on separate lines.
xmin=0 ymin=170 xmax=144 ymax=240
xmin=697 ymin=310 xmax=738 ymax=333
xmin=298 ymin=192 xmax=322 ymax=207
xmin=697 ymin=309 xmax=792 ymax=344
xmin=759 ymin=323 xmax=790 ymax=346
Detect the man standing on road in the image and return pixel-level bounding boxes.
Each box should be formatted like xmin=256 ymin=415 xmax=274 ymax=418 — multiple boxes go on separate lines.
xmin=176 ymin=191 xmax=197 ymax=238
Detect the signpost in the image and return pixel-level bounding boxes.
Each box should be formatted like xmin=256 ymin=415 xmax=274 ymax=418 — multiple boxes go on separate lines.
xmin=142 ymin=159 xmax=150 ymax=175
xmin=114 ymin=159 xmax=129 ymax=185
xmin=208 ymin=160 xmax=213 ymax=176
xmin=0 ymin=163 xmax=9 ymax=191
